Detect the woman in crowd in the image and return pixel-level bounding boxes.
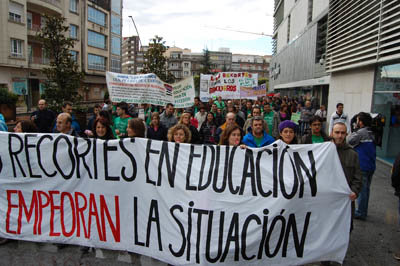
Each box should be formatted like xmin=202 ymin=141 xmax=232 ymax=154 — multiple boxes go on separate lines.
xmin=279 ymin=104 xmax=290 ymax=122
xmin=278 ymin=120 xmax=298 ymax=144
xmin=219 ymin=125 xmax=245 ymax=146
xmin=127 ymin=118 xmax=146 ymax=138
xmin=179 ymin=111 xmax=200 ymax=144
xmin=14 ymin=120 xmax=38 ymax=133
xmin=147 ymin=112 xmax=168 ymax=141
xmin=92 ymin=117 xmax=115 ymax=140
xmin=199 ymin=112 xmax=217 ymax=144
xmin=168 ymin=124 xmax=191 ymax=144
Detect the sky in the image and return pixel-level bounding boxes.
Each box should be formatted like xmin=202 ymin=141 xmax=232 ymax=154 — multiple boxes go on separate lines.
xmin=122 ymin=0 xmax=274 ymax=56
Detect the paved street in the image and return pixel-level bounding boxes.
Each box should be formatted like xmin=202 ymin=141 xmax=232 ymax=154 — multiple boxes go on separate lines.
xmin=0 ymin=160 xmax=398 ymax=266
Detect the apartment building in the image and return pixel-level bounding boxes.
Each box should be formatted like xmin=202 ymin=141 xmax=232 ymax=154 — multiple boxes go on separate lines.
xmin=0 ymin=0 xmax=122 ymax=111
xmin=121 ymin=35 xmax=139 ymax=74
xmin=270 ymin=0 xmax=330 ymax=105
xmin=325 ymin=0 xmax=400 ymax=159
xmin=164 ymin=47 xmax=270 ymax=81
xmin=231 ymin=54 xmax=271 ymax=79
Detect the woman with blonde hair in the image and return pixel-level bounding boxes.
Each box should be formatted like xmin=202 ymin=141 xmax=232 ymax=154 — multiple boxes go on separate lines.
xmin=179 ymin=111 xmax=200 ymax=144
xmin=168 ymin=124 xmax=191 ymax=143
xmin=147 ymin=112 xmax=167 ymax=140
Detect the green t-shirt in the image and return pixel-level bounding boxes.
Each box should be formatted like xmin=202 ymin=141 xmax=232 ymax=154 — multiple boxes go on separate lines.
xmin=263 ymin=111 xmax=275 ymax=134
xmin=312 ymin=135 xmax=325 ymax=143
xmin=254 ymin=136 xmax=264 ymax=147
xmin=113 ymin=116 xmax=132 ymax=138
xmin=214 ymin=100 xmax=225 ymax=110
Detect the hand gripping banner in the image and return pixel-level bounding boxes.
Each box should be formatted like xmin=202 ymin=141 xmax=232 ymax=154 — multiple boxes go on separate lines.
xmin=0 ymin=132 xmax=352 ymax=265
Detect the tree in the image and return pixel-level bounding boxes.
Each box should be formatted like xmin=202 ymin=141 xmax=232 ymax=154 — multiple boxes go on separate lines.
xmin=142 ymin=35 xmax=175 ymax=83
xmin=201 ymin=48 xmax=212 ymax=74
xmin=37 ymin=15 xmax=84 ymax=112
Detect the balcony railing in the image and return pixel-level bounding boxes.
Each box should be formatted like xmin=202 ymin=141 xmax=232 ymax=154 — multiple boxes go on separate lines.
xmin=27 ymin=24 xmax=41 ymax=32
xmin=29 ymin=56 xmax=50 ymax=65
xmin=39 ymin=0 xmax=62 ymax=8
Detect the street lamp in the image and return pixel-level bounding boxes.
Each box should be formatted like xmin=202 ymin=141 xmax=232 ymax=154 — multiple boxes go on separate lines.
xmin=128 ymin=15 xmax=142 ymax=48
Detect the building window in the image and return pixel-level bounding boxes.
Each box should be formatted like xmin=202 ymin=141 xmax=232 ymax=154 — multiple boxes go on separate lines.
xmin=184 ymin=62 xmax=189 ymax=68
xmin=70 ymin=0 xmax=78 ymax=13
xmin=27 ymin=12 xmax=32 ymax=29
xmin=10 ymin=39 xmax=23 ymax=58
xmin=88 ymin=30 xmax=106 ymax=49
xmin=315 ymin=15 xmax=328 ymax=63
xmin=88 ymin=6 xmax=106 ymax=27
xmin=69 ymin=24 xmax=78 ymax=39
xmin=70 ymin=50 xmax=78 ymax=62
xmin=88 ymin=54 xmax=106 ymax=71
xmin=111 ymin=36 xmax=121 ymax=55
xmin=9 ymin=1 xmax=23 ymax=23
xmin=111 ymin=58 xmax=121 ymax=73
xmin=111 ymin=15 xmax=121 ymax=35
xmin=111 ymin=0 xmax=121 ymax=15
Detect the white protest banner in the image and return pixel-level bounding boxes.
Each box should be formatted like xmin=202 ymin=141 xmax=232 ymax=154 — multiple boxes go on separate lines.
xmin=106 ymin=72 xmax=195 ymax=107
xmin=173 ymin=77 xmax=195 ymax=108
xmin=240 ymin=83 xmax=267 ymax=100
xmin=200 ymin=72 xmax=258 ymax=101
xmin=0 ymin=133 xmax=352 ymax=265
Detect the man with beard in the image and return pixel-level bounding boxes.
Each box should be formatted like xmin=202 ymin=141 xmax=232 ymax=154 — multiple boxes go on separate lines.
xmin=242 ymin=116 xmax=275 ymax=148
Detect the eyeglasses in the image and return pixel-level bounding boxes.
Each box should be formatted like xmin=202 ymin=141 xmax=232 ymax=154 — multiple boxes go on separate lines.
xmin=311 ymin=123 xmax=322 ymax=126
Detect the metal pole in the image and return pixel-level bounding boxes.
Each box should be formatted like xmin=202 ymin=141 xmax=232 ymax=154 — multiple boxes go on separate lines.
xmin=128 ymin=16 xmax=142 ymax=48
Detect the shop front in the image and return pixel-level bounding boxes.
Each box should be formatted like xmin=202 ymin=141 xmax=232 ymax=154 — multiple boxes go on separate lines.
xmin=373 ymin=62 xmax=400 ymax=160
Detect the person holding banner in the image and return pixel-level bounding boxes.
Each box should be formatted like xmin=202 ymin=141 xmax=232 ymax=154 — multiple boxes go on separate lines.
xmin=278 ymin=120 xmax=299 ymax=145
xmin=147 ymin=112 xmax=168 ymax=141
xmin=219 ymin=124 xmax=245 ymax=146
xmin=330 ymin=122 xmax=362 ymax=241
xmin=127 ymin=118 xmax=146 ymax=138
xmin=242 ymin=116 xmax=275 ymax=148
xmin=56 ymin=113 xmax=79 ymax=137
xmin=14 ymin=120 xmax=38 ymax=133
xmin=167 ymin=124 xmax=191 ymax=144
xmin=92 ymin=117 xmax=115 ymax=140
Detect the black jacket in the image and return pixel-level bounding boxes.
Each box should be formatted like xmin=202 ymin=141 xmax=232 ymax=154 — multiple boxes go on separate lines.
xmin=391 ymin=153 xmax=400 ymax=196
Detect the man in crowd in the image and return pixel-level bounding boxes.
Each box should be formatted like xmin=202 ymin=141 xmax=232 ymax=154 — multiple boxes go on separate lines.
xmin=348 ymin=112 xmax=376 ymax=221
xmin=301 ymin=116 xmax=330 ymax=144
xmin=215 ymin=112 xmax=238 ymax=143
xmin=391 ymin=153 xmax=400 ymax=260
xmin=300 ymin=100 xmax=314 ymax=136
xmin=112 ymin=102 xmax=132 ymax=138
xmin=87 ymin=104 xmax=101 ymax=132
xmin=263 ymin=103 xmax=278 ymax=137
xmin=56 ymin=101 xmax=81 ymax=134
xmin=195 ymin=105 xmax=207 ymax=130
xmin=242 ymin=116 xmax=275 ymax=148
xmin=323 ymin=122 xmax=362 ymax=266
xmin=56 ymin=113 xmax=79 ymax=136
xmin=242 ymin=100 xmax=253 ymax=118
xmin=329 ymin=103 xmax=350 ymax=134
xmin=243 ymin=106 xmax=268 ymax=134
xmin=31 ymin=99 xmax=56 ymax=133
xmin=193 ymin=97 xmax=202 ymax=115
xmin=226 ymin=105 xmax=245 ymax=128
xmin=160 ymin=103 xmax=178 ymax=129
xmin=315 ymin=104 xmax=327 ymax=132
xmin=214 ymin=96 xmax=225 ymax=110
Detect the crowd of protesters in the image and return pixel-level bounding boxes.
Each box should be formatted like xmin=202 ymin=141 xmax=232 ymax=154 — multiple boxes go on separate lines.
xmin=0 ymin=94 xmax=387 ymax=264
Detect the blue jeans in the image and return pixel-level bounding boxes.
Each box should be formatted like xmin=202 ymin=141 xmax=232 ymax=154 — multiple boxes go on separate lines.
xmin=355 ymin=170 xmax=374 ymax=218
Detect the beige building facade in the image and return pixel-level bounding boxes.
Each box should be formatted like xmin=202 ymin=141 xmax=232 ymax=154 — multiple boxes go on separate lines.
xmin=0 ymin=0 xmax=122 ymax=111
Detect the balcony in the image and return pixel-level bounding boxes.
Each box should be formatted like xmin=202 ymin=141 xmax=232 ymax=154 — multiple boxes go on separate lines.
xmin=29 ymin=56 xmax=50 ymax=68
xmin=27 ymin=0 xmax=62 ymax=15
xmin=27 ymin=23 xmax=41 ymax=36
